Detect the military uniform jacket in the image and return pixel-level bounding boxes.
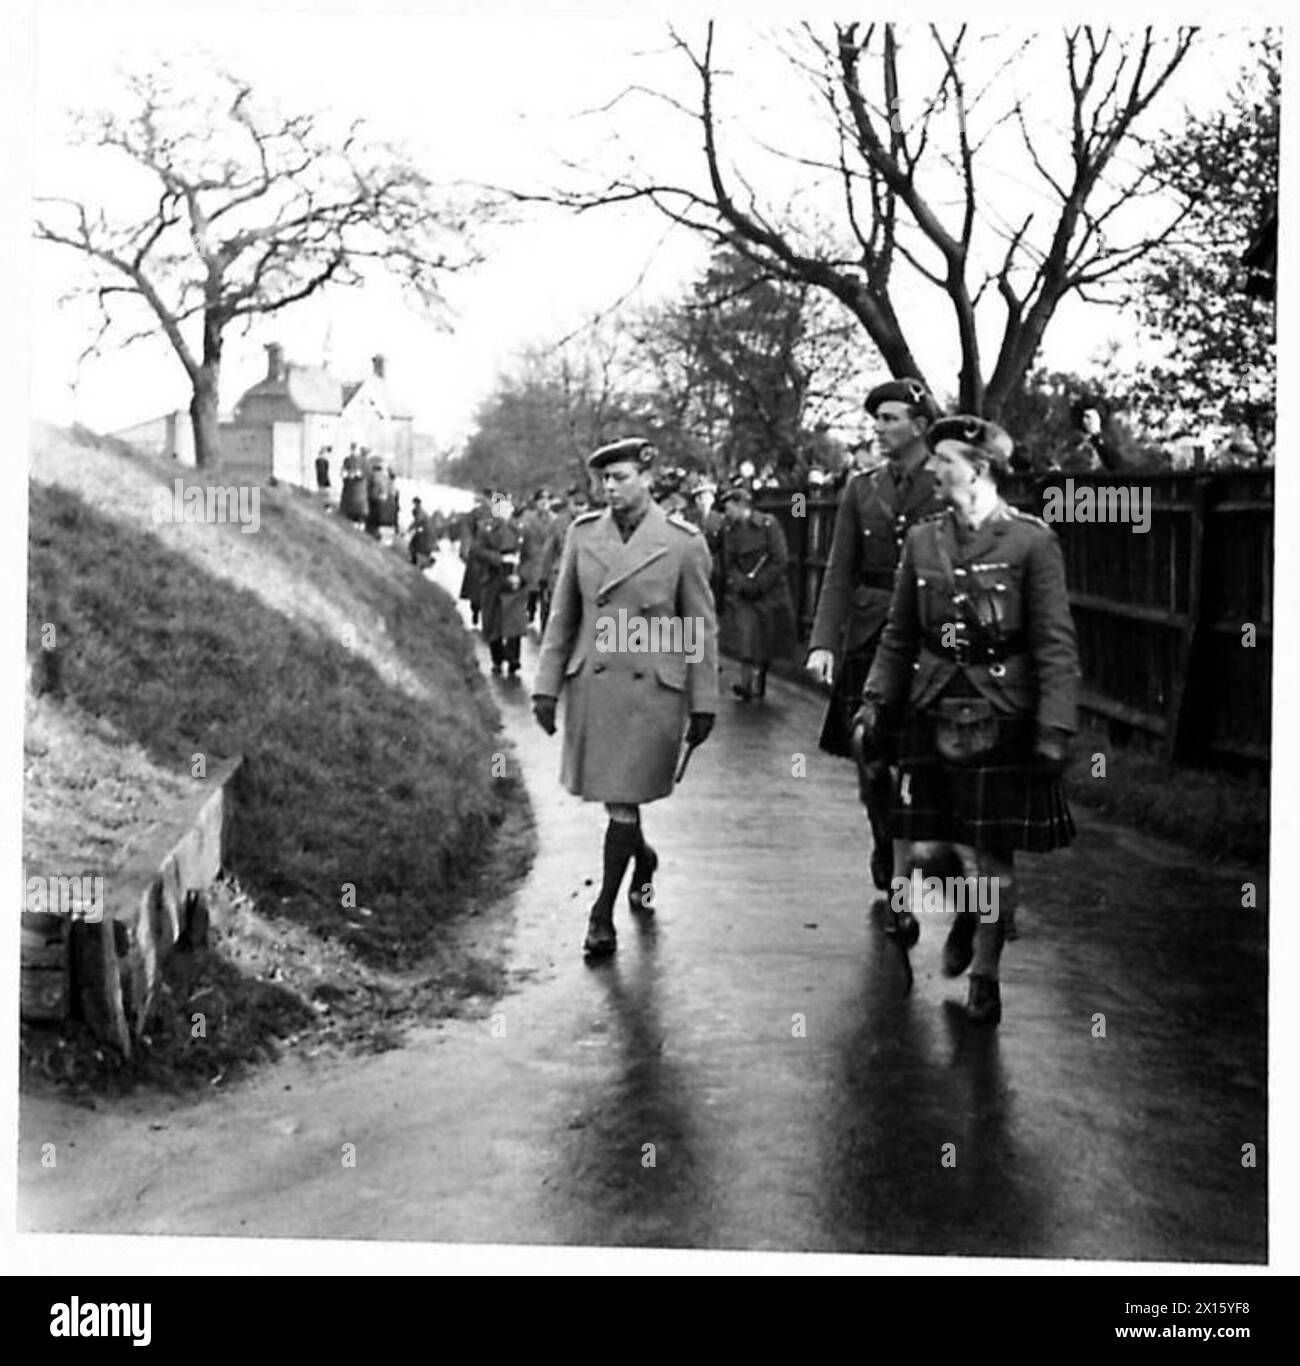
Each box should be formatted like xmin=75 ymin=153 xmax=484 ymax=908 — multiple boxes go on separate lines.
xmin=808 ymin=461 xmax=946 ymax=657
xmin=534 ymin=501 xmax=720 ymax=804
xmin=865 ymin=501 xmax=1080 ymax=732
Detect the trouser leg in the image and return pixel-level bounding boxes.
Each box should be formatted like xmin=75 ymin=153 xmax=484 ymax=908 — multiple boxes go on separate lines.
xmin=862 ymin=760 xmax=894 ymax=891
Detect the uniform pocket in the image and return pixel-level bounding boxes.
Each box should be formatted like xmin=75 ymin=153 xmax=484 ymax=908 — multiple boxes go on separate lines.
xmin=653 ymin=658 xmax=688 ymax=692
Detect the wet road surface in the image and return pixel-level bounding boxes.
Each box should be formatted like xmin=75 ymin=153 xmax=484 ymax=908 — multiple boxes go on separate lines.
xmin=20 ymin=554 xmax=1267 ymax=1261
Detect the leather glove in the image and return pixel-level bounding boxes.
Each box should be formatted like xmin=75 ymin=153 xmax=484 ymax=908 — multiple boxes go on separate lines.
xmin=1034 ymin=724 xmax=1071 ymax=775
xmin=850 ymin=697 xmax=890 ymax=764
xmin=532 ymin=695 xmax=557 ymax=736
xmin=685 ymin=712 xmax=715 ymax=747
xmin=737 ymin=579 xmax=762 ymax=600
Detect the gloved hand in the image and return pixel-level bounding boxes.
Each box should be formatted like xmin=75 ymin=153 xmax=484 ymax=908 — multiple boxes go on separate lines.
xmin=1034 ymin=724 xmax=1071 ymax=774
xmin=532 ymin=695 xmax=557 ymax=736
xmin=850 ymin=697 xmax=890 ymax=763
xmin=737 ymin=579 xmax=762 ymax=600
xmin=685 ymin=712 xmax=715 ymax=747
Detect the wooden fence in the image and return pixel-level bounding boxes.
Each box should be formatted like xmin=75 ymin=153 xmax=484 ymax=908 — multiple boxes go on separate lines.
xmin=755 ymin=469 xmax=1273 ymax=772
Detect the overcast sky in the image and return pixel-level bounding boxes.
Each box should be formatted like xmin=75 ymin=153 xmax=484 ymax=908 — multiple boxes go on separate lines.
xmin=17 ymin=4 xmax=1278 ymax=447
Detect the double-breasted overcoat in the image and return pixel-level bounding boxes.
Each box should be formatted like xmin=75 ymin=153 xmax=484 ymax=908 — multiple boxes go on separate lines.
xmin=534 ymin=501 xmax=719 ymax=804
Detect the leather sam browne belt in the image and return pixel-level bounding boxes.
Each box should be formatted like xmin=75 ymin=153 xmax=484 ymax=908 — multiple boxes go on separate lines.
xmin=921 ymin=634 xmax=1027 ymax=669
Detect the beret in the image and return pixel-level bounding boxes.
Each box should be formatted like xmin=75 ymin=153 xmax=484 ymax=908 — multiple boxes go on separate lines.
xmin=929 ymin=415 xmax=1015 ymax=472
xmin=720 ymin=481 xmax=754 ymax=505
xmin=864 ymin=377 xmax=935 ymax=417
xmin=587 ymin=437 xmax=657 ymax=471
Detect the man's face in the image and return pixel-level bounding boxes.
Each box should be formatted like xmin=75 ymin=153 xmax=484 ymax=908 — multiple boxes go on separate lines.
xmin=694 ymin=490 xmax=715 ymax=516
xmin=723 ymin=497 xmax=748 ymax=525
xmin=601 ymin=461 xmax=652 ymax=515
xmin=873 ymin=400 xmax=927 ymax=458
xmin=927 ymin=441 xmax=984 ymax=503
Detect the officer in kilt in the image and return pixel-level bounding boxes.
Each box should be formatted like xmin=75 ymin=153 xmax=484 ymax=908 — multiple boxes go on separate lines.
xmin=805 ymin=379 xmax=947 ymax=891
xmin=856 ymin=416 xmax=1079 ymax=1025
xmin=717 ymin=482 xmax=797 ymax=700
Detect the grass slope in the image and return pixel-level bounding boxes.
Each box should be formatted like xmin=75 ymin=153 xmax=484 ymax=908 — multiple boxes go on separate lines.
xmin=24 ymin=425 xmax=531 ymax=1093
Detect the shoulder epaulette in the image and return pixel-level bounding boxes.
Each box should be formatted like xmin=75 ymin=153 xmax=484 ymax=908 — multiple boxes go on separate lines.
xmin=1008 ymin=506 xmax=1051 ymax=530
xmin=667 ymin=512 xmax=701 ymax=534
xmin=570 ymin=509 xmax=603 ymax=527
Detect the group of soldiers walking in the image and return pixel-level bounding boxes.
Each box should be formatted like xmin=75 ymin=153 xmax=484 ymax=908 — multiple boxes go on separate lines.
xmin=464 ymin=378 xmax=1079 ymax=1028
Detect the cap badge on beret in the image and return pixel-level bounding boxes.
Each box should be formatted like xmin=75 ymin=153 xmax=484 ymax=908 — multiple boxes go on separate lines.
xmin=864 ymin=377 xmax=933 ymax=416
xmin=588 ymin=438 xmax=657 ymax=471
xmin=928 ymin=414 xmax=1015 ymax=470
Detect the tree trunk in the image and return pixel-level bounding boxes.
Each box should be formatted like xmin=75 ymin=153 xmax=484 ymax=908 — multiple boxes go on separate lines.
xmin=189 ymin=372 xmax=221 ymax=471
xmin=190 ymin=307 xmax=225 ymax=471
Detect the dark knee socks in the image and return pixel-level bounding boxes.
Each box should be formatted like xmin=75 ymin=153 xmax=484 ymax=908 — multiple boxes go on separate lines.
xmin=594 ymin=820 xmax=640 ymax=918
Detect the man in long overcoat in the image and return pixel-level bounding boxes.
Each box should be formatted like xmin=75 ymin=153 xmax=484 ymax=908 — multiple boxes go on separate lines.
xmin=533 ymin=438 xmax=719 ymax=957
xmin=472 ymin=492 xmax=529 ymax=675
xmin=717 ymin=482 xmax=797 ymax=700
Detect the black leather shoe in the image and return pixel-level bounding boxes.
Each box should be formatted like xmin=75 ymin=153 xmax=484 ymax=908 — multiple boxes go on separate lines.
xmin=965 ymin=973 xmax=1002 ymax=1025
xmin=583 ymin=911 xmax=616 ymax=958
xmin=732 ymin=683 xmax=753 ymax=701
xmin=629 ymin=847 xmax=658 ymax=915
xmin=885 ymin=909 xmax=919 ymax=948
xmin=943 ymin=910 xmax=979 ymax=977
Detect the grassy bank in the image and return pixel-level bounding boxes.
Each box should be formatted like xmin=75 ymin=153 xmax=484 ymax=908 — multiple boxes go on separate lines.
xmin=23 ymin=424 xmax=532 ymax=1095
xmin=1062 ymin=727 xmax=1268 ymax=868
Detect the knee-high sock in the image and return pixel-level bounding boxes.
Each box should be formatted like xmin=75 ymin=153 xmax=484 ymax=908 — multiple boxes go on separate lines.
xmin=594 ymin=820 xmax=639 ymax=917
xmin=632 ymin=813 xmax=656 ymax=887
xmin=971 ymin=864 xmax=1013 ymax=979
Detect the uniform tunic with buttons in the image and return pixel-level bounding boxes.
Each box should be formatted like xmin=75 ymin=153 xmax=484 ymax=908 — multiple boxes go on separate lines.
xmin=808 ymin=460 xmax=946 ymax=755
xmin=534 ymin=501 xmax=720 ymax=804
xmin=718 ymin=510 xmax=797 ymax=664
xmin=865 ymin=500 xmax=1080 ymax=851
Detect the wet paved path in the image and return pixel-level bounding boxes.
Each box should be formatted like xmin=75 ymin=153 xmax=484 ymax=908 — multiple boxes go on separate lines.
xmin=21 ymin=555 xmax=1267 ymax=1261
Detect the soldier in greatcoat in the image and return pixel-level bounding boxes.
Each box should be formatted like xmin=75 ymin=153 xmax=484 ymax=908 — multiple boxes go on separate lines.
xmin=533 ymin=438 xmax=719 ymax=958
xmin=858 ymin=416 xmax=1080 ymax=1025
xmin=717 ymin=483 xmax=797 ymax=700
xmin=472 ymin=492 xmax=529 ymax=675
xmin=805 ymin=379 xmax=948 ymax=892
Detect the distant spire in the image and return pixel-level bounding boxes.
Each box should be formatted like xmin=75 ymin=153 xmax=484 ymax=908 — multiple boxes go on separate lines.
xmin=321 ymin=320 xmax=335 ymax=372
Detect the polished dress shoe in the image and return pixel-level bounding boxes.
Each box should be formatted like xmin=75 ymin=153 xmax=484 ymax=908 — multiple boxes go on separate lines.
xmin=583 ymin=910 xmax=617 ymax=958
xmin=943 ymin=910 xmax=979 ymax=977
xmin=965 ymin=973 xmax=1002 ymax=1025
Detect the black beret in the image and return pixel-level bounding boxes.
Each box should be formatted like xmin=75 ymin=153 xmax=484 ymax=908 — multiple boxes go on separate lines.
xmin=588 ymin=438 xmax=657 ymax=471
xmin=864 ymin=377 xmax=935 ymax=417
xmin=720 ymin=481 xmax=754 ymax=505
xmin=928 ymin=415 xmax=1015 ymax=472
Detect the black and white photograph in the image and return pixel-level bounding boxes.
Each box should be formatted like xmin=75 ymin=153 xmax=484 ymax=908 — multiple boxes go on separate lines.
xmin=3 ymin=0 xmax=1292 ymax=1294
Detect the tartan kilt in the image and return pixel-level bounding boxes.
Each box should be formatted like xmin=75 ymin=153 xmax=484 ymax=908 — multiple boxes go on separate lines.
xmin=891 ymin=705 xmax=1075 ymax=853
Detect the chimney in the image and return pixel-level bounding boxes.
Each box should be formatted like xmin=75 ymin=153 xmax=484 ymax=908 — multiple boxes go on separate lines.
xmin=265 ymin=343 xmax=284 ymax=382
xmin=372 ymin=354 xmax=386 ymax=379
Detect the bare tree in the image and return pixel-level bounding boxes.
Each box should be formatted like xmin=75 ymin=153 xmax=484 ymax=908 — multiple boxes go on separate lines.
xmin=36 ymin=63 xmax=484 ymax=467
xmin=529 ymin=22 xmax=1199 ymax=420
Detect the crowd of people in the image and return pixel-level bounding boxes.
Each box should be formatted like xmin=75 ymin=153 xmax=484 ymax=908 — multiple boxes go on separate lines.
xmin=514 ymin=380 xmax=1080 ymax=1030
xmin=319 ymin=385 xmax=1080 ymax=1029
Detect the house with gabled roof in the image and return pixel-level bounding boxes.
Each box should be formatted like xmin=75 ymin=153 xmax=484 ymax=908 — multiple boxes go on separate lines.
xmin=223 ymin=344 xmax=414 ymax=486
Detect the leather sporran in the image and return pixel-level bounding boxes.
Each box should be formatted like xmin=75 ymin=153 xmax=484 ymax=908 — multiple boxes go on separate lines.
xmin=930 ymin=696 xmax=1000 ymax=764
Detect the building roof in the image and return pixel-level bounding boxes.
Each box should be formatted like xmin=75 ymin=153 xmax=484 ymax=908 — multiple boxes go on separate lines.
xmin=237 ymin=364 xmax=343 ymax=417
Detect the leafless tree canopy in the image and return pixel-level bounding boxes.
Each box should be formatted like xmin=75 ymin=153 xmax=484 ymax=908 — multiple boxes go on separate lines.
xmin=529 ymin=22 xmax=1199 ymax=419
xmin=36 ymin=63 xmax=485 ymax=465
